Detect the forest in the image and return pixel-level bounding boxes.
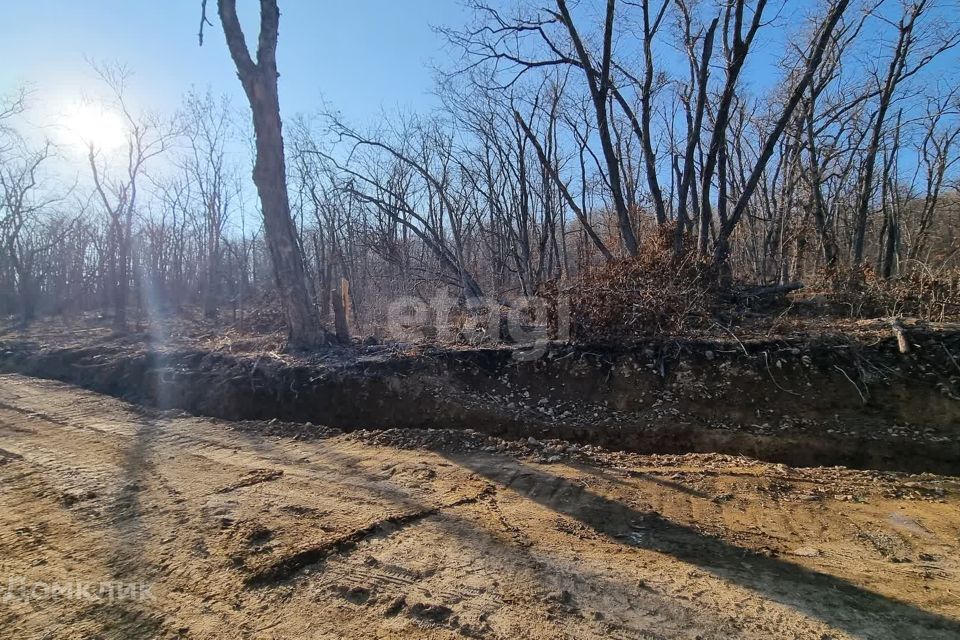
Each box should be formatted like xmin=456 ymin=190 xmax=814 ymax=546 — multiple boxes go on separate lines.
xmin=1 ymin=0 xmax=957 ymax=346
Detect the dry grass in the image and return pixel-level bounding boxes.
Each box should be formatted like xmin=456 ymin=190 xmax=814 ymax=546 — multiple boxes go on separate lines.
xmin=803 ymin=265 xmax=960 ymax=322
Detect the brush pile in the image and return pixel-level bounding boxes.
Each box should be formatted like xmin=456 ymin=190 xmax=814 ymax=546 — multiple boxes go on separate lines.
xmin=570 ymin=227 xmax=714 ymax=342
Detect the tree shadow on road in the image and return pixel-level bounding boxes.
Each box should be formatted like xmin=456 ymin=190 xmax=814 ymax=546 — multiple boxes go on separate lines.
xmin=442 ymin=452 xmax=960 ymax=639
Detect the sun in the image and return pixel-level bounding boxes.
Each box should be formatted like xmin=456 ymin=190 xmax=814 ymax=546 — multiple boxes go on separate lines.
xmin=61 ymin=102 xmax=127 ymax=152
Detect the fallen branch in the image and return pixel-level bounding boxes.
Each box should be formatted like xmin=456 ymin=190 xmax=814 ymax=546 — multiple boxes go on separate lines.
xmin=742 ymin=282 xmax=805 ymax=298
xmin=833 ymin=364 xmax=867 ymax=404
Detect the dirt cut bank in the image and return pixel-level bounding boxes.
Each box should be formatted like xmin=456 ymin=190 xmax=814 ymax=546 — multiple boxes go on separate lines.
xmin=2 ymin=322 xmax=959 ymax=474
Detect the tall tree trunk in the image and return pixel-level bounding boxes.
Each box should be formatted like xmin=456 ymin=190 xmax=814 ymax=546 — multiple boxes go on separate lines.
xmin=557 ymin=0 xmax=638 ymax=255
xmin=216 ymin=0 xmax=327 ymax=347
xmin=204 ymin=228 xmax=219 ymax=319
xmin=698 ymin=0 xmax=770 ymax=256
xmin=114 ymin=220 xmax=129 ymax=332
xmin=639 ymin=0 xmax=670 ymax=226
xmin=675 ymin=11 xmax=718 ymax=256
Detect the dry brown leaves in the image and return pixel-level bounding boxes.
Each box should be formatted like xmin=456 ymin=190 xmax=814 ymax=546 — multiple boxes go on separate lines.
xmin=569 ymin=225 xmax=714 ymax=342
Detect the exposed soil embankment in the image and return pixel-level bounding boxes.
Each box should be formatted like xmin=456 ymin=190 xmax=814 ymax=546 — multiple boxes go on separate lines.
xmin=2 ymin=327 xmax=959 ymax=474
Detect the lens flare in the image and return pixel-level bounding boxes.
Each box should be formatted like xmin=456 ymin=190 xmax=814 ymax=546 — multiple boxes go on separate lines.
xmin=61 ymin=102 xmax=127 ymax=151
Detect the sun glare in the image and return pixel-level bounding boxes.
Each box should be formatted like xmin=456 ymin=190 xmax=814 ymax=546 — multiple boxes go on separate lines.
xmin=61 ymin=103 xmax=127 ymax=152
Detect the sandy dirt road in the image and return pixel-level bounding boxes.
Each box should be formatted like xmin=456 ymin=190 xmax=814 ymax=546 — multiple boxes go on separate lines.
xmin=0 ymin=373 xmax=959 ymax=639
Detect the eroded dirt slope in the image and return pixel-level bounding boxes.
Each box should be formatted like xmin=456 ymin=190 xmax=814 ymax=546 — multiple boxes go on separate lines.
xmin=1 ymin=374 xmax=958 ymax=639
xmin=4 ymin=322 xmax=960 ymax=475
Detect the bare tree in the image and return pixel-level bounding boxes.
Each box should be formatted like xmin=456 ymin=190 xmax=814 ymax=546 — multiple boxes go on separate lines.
xmin=323 ymin=116 xmax=487 ymax=301
xmin=903 ymin=87 xmax=960 ymax=267
xmin=0 ymin=140 xmax=61 ymax=323
xmin=86 ymin=65 xmax=171 ymax=332
xmin=852 ymin=0 xmax=960 ymax=266
xmin=180 ymin=89 xmax=235 ymax=319
xmin=673 ymin=1 xmax=718 ymax=255
xmin=711 ymin=0 xmax=852 ymax=271
xmin=554 ymin=0 xmax=639 ymax=255
xmin=205 ymin=0 xmax=329 ymax=347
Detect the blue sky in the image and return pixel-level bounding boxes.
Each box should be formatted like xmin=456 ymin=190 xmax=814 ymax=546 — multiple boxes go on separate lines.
xmin=0 ymin=1 xmax=470 ymax=128
xmin=2 ymin=0 xmax=955 ymax=186
xmin=2 ymin=0 xmax=922 ymax=137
